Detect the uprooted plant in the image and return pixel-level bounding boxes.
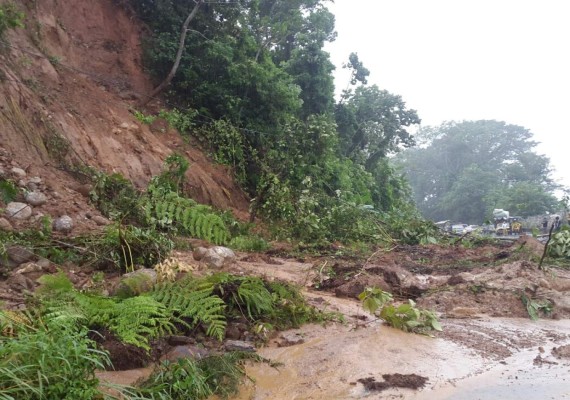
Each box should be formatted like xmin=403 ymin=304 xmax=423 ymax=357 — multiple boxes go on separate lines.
xmin=358 ymin=287 xmax=442 ymax=334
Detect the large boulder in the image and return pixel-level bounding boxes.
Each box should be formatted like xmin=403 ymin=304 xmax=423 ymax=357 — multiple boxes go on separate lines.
xmin=201 ymin=246 xmax=236 ymax=269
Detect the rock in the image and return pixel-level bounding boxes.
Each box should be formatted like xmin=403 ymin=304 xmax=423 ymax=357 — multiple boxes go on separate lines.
xmin=113 ymin=268 xmax=157 ymax=298
xmin=167 ymin=335 xmax=196 ymax=346
xmin=14 ymin=262 xmax=45 ymax=274
xmin=224 ymin=340 xmax=256 ymax=352
xmin=6 ymin=245 xmax=35 ymax=264
xmin=552 ymin=344 xmax=570 ymax=359
xmin=202 ymin=246 xmax=236 ymax=269
xmin=381 ymin=265 xmax=430 ymax=297
xmin=73 ymin=183 xmax=92 ymax=197
xmin=28 ymin=176 xmax=42 ymax=185
xmin=92 ymin=215 xmax=110 ymax=226
xmin=446 ymin=307 xmax=482 ymax=319
xmin=160 ymin=345 xmax=209 ymax=362
xmin=5 ymin=202 xmax=32 ymax=220
xmin=6 ymin=274 xmax=35 ymax=292
xmin=193 ymin=246 xmax=208 ymax=261
xmin=278 ymin=332 xmax=305 ymax=347
xmin=225 ymin=322 xmax=248 ymax=340
xmin=25 ymin=191 xmax=47 ymax=206
xmin=10 ymin=167 xmax=26 ymax=178
xmin=53 ymin=215 xmax=73 ymax=233
xmin=0 ymin=217 xmax=13 ymax=231
xmin=335 ymin=275 xmax=391 ymax=299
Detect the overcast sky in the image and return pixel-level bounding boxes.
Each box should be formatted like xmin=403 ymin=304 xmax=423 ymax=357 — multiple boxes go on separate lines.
xmin=324 ymin=0 xmax=570 ymax=190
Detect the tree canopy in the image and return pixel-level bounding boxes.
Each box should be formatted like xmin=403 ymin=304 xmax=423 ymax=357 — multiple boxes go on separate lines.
xmin=396 ymin=120 xmax=559 ymax=223
xmin=127 ymin=0 xmax=423 ymax=242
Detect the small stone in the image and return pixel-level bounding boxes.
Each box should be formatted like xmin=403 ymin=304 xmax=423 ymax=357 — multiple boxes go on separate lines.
xmin=92 ymin=215 xmax=110 ymax=226
xmin=193 ymin=247 xmax=208 ymax=261
xmin=5 ymin=202 xmax=33 ymax=220
xmin=224 ymin=340 xmax=256 ymax=352
xmin=26 ymin=182 xmax=38 ymax=191
xmin=6 ymin=274 xmax=34 ymax=292
xmin=0 ymin=217 xmax=13 ymax=231
xmin=167 ymin=335 xmax=196 ymax=346
xmin=10 ymin=167 xmax=26 ymax=178
xmin=160 ymin=345 xmax=209 ymax=362
xmin=6 ymin=245 xmax=35 ymax=264
xmin=17 ymin=179 xmax=27 ymax=188
xmin=202 ymin=246 xmax=236 ymax=269
xmin=25 ymin=191 xmax=48 ymax=206
xmin=29 ymin=176 xmax=42 ymax=184
xmin=278 ymin=332 xmax=305 ymax=347
xmin=15 ymin=262 xmax=44 ymax=274
xmin=53 ymin=215 xmax=73 ymax=233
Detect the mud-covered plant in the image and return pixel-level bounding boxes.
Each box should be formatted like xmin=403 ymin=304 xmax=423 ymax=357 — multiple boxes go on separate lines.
xmin=521 ymin=293 xmax=553 ymax=321
xmin=359 ymin=287 xmax=442 ymax=334
xmin=547 ymin=229 xmax=570 ymax=258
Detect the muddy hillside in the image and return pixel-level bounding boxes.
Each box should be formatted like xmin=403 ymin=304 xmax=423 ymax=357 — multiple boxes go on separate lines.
xmin=0 ymin=0 xmax=249 ymax=235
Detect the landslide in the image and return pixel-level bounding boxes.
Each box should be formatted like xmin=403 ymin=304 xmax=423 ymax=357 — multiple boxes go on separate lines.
xmin=0 ymin=0 xmax=249 ymax=233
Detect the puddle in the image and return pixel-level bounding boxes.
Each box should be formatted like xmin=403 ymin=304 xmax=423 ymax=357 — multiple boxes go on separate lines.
xmin=234 ymin=317 xmax=570 ymax=399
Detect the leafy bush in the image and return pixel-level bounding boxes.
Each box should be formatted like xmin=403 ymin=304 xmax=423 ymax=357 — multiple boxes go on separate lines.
xmin=548 ymin=228 xmax=570 ymax=258
xmin=0 ymin=178 xmax=18 ymax=203
xmin=135 ymin=353 xmax=261 ymax=400
xmin=0 ymin=328 xmax=110 ymax=400
xmin=90 ymin=171 xmax=145 ymax=223
xmin=81 ymin=224 xmax=173 ymax=271
xmin=228 ymin=235 xmax=270 ymax=252
xmin=359 ymin=287 xmax=442 ymax=334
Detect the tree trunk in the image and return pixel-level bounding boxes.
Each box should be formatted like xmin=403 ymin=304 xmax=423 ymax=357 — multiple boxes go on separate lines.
xmin=138 ymin=0 xmax=204 ymax=107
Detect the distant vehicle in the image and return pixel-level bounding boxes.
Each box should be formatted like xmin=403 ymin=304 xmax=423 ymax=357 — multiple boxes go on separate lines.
xmin=463 ymin=225 xmax=479 ymax=233
xmin=451 ymin=224 xmax=468 ymax=234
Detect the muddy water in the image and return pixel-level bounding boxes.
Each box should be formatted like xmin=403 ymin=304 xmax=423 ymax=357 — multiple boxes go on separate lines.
xmin=234 ymin=296 xmax=570 ymax=400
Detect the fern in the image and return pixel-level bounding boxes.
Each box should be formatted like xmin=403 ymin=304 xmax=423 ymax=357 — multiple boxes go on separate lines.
xmin=145 ymin=191 xmax=230 ymax=244
xmin=110 ymin=297 xmax=176 ymax=350
xmin=152 ymin=277 xmax=227 ymax=341
xmin=236 ymin=278 xmax=274 ymax=320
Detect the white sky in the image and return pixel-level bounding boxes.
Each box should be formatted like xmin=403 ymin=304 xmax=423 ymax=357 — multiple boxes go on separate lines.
xmin=325 ymin=0 xmax=570 ymax=190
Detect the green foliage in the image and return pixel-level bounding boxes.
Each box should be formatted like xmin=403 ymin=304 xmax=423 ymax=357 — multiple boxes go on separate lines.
xmin=521 ymin=293 xmax=553 ymax=320
xmin=359 ymin=287 xmax=442 ymax=334
xmin=0 ymin=178 xmax=18 ymax=203
xmin=228 ymin=235 xmax=270 ymax=252
xmin=133 ymin=110 xmax=157 ymax=125
xmin=548 ymin=228 xmax=570 ymax=258
xmin=195 ymin=119 xmax=246 ymax=184
xmin=158 ymin=108 xmax=197 ymax=133
xmin=135 ymin=353 xmax=261 ymax=400
xmin=90 ymin=171 xmax=144 ymax=223
xmin=397 ymin=120 xmax=559 ymax=223
xmin=151 ymin=153 xmax=190 ymax=194
xmin=36 ymin=274 xmax=176 ymax=351
xmin=0 ymin=327 xmax=110 ymax=400
xmin=82 ymin=224 xmax=173 ymax=271
xmin=383 ymin=212 xmax=440 ymax=245
xmin=0 ymin=3 xmax=24 ymax=38
xmin=151 ymin=277 xmax=227 ymax=341
xmin=144 ymin=190 xmax=230 ymax=245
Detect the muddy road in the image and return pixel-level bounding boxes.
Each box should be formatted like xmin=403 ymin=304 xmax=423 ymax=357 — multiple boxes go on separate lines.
xmin=100 ymin=238 xmax=570 ymax=399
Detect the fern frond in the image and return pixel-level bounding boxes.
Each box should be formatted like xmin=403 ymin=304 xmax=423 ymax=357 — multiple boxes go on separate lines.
xmin=237 ymin=278 xmax=274 ymax=320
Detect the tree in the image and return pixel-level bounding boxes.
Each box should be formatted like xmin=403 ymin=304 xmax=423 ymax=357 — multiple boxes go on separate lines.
xmin=335 ymin=85 xmax=420 ymax=171
xmin=396 ymin=120 xmax=559 ymax=222
xmin=138 ymin=0 xmax=204 ymax=107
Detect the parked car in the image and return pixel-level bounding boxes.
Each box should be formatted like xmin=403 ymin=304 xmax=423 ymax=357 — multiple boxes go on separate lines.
xmin=451 ymin=224 xmax=468 ymax=234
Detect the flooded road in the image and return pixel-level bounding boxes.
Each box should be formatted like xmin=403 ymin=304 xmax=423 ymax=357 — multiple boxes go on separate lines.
xmin=235 ymin=294 xmax=570 ymax=399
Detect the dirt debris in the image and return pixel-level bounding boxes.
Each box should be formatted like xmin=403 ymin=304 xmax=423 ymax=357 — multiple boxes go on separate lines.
xmin=357 ymin=373 xmax=429 ymax=392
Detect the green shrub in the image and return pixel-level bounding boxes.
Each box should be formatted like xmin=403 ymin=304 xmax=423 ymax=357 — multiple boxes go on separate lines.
xmin=229 ymin=235 xmax=270 ymax=252
xmin=0 ymin=328 xmax=110 ymax=400
xmin=0 ymin=179 xmax=18 ymax=203
xmin=359 ymin=287 xmax=442 ymax=334
xmin=548 ymin=228 xmax=570 ymax=258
